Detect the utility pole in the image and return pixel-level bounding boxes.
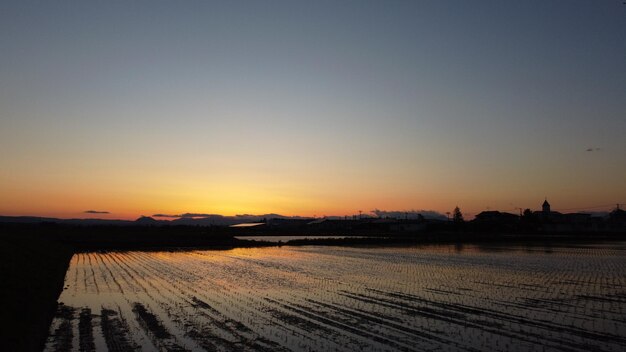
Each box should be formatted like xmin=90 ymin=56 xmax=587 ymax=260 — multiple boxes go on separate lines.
xmin=358 ymin=210 xmax=362 ymax=220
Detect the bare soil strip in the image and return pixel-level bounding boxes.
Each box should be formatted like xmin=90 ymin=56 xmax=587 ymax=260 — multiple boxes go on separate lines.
xmin=132 ymin=302 xmax=190 ymax=352
xmin=100 ymin=308 xmax=138 ymax=352
xmin=78 ymin=308 xmax=95 ymax=352
xmin=51 ymin=305 xmax=74 ymax=352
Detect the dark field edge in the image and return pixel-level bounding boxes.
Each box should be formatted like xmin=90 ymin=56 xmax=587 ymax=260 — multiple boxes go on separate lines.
xmin=0 ymin=229 xmax=73 ymax=352
xmin=282 ymin=231 xmax=626 ymax=247
xmin=1 ymin=223 xmax=625 ymax=351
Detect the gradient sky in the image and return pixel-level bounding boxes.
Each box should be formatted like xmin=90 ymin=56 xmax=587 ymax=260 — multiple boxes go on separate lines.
xmin=1 ymin=0 xmax=625 ymax=219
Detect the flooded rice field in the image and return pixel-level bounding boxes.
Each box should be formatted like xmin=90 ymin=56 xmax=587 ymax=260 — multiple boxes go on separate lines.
xmin=45 ymin=243 xmax=626 ymax=351
xmin=234 ymin=235 xmax=371 ymax=243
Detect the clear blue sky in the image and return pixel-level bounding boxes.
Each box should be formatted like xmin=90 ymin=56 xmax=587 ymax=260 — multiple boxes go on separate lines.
xmin=1 ymin=0 xmax=625 ymax=218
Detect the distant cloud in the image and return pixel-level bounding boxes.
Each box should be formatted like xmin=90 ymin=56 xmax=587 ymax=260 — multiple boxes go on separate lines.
xmin=235 ymin=213 xmax=293 ymax=218
xmin=84 ymin=210 xmax=110 ymax=214
xmin=586 ymin=147 xmax=601 ymax=152
xmin=180 ymin=213 xmax=219 ymax=218
xmin=153 ymin=211 xmax=448 ymax=221
xmin=152 ymin=213 xmax=219 ymax=218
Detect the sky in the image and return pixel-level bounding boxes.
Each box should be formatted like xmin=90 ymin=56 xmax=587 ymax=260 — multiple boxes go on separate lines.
xmin=1 ymin=0 xmax=625 ymax=220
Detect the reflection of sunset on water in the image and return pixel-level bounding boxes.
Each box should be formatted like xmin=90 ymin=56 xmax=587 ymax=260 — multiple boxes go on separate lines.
xmin=47 ymin=244 xmax=626 ymax=351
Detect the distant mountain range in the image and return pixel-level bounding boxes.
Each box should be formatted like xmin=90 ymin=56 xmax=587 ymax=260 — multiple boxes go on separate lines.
xmin=0 ymin=210 xmax=607 ymax=226
xmin=0 ymin=214 xmax=314 ymax=227
xmin=0 ymin=216 xmax=139 ymax=226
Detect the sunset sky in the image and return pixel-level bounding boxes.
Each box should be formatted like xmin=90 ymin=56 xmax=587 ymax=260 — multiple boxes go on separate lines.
xmin=1 ymin=1 xmax=625 ymax=219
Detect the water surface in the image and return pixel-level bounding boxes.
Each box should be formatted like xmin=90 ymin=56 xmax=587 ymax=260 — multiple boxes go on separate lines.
xmin=235 ymin=235 xmax=371 ymax=242
xmin=45 ymin=242 xmax=626 ymax=351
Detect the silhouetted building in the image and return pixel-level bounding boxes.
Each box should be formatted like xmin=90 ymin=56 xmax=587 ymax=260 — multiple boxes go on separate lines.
xmin=536 ymin=198 xmax=562 ymax=221
xmin=472 ymin=211 xmax=519 ymax=231
xmin=474 ymin=211 xmax=519 ymax=223
xmin=542 ymin=199 xmax=551 ymax=215
xmin=470 ymin=200 xmax=624 ymax=233
xmin=608 ymin=207 xmax=626 ymax=229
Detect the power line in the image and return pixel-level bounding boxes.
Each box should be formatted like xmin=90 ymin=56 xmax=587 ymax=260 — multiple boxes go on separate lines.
xmin=552 ymin=203 xmax=624 ymax=212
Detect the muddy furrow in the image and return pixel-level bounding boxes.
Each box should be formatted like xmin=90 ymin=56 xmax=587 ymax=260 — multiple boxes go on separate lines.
xmin=98 ymin=253 xmax=125 ymax=294
xmin=379 ymin=288 xmax=626 ymax=347
xmin=100 ymin=308 xmax=138 ymax=352
xmin=364 ymin=285 xmax=625 ymax=352
xmin=310 ymin=297 xmax=467 ymax=350
xmin=126 ymin=251 xmax=350 ymax=351
xmin=111 ymin=252 xmax=258 ymax=351
xmin=122 ymin=252 xmax=295 ymax=351
xmin=78 ymin=308 xmax=95 ymax=352
xmin=132 ymin=303 xmax=190 ymax=352
xmin=336 ymin=290 xmax=586 ymax=351
xmin=51 ymin=305 xmax=75 ymax=352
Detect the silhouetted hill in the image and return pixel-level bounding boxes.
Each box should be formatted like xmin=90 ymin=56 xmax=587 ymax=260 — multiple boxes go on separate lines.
xmin=135 ymin=216 xmax=159 ymax=224
xmin=0 ymin=216 xmax=61 ymax=223
xmin=168 ymin=213 xmax=310 ymax=226
xmin=170 ymin=215 xmax=231 ymax=226
xmin=0 ymin=216 xmax=134 ymax=226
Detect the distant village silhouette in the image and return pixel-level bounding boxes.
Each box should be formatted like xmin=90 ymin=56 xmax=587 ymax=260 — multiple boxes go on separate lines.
xmin=470 ymin=199 xmax=626 ymax=233
xmin=244 ymin=199 xmax=626 ymax=234
xmin=1 ymin=199 xmax=625 ymax=235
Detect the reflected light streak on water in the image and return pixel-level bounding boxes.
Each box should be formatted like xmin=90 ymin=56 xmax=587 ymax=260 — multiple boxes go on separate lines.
xmin=45 ymin=243 xmax=626 ymax=351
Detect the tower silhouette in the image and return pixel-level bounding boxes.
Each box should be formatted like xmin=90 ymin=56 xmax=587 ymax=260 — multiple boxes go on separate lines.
xmin=542 ymin=199 xmax=551 ymax=215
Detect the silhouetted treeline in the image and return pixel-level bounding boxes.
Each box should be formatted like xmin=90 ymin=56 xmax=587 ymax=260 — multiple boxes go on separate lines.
xmin=0 ymin=223 xmax=276 ymax=251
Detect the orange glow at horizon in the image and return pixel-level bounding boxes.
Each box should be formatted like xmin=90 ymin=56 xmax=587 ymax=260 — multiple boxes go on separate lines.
xmin=0 ymin=173 xmax=621 ymax=221
xmin=1 ymin=2 xmax=625 ymax=221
